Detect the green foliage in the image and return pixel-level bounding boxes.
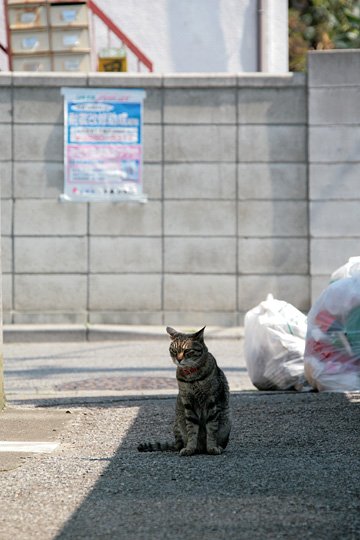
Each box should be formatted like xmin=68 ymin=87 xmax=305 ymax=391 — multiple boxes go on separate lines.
xmin=289 ymin=0 xmax=360 ymax=71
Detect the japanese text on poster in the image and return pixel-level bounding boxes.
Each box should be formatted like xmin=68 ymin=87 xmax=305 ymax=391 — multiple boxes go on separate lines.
xmin=61 ymin=88 xmax=147 ymax=202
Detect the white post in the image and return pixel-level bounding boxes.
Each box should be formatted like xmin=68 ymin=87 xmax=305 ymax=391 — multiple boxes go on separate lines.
xmin=259 ymin=0 xmax=289 ymax=73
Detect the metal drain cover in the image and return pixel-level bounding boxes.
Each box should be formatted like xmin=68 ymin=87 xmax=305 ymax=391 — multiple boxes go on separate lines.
xmin=55 ymin=376 xmax=178 ymax=391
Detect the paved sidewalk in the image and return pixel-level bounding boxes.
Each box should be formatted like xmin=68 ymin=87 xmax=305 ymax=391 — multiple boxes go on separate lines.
xmin=3 ymin=330 xmax=249 ymax=404
xmin=1 ymin=330 xmax=360 ymax=539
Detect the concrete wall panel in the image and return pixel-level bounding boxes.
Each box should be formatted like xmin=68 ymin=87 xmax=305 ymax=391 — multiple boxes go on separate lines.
xmin=15 ymin=275 xmax=87 ymax=311
xmin=237 ymin=87 xmax=306 ymax=124
xmin=0 ymin=124 xmax=12 ymax=160
xmin=14 ymin=162 xmax=63 ymax=198
xmin=309 ymin=164 xmax=360 ymax=200
xmin=90 ymin=237 xmax=162 ymax=273
xmin=143 ymin=163 xmax=162 ymax=199
xmin=1 ymin=200 xmax=12 ymax=236
xmin=15 ymin=237 xmax=87 ymax=273
xmin=238 ymin=201 xmax=308 ymax=237
xmin=310 ymin=87 xmax=360 ymax=125
xmin=14 ymin=124 xmax=63 ymax=162
xmin=238 ymin=163 xmax=306 ymax=200
xmin=238 ymin=275 xmax=310 ymax=312
xmin=2 ymin=274 xmax=12 ymax=313
xmin=1 ymin=236 xmax=12 ymax=273
xmin=143 ymin=125 xmax=162 ymax=162
xmin=15 ymin=200 xmax=87 ymax=236
xmin=164 ymin=237 xmax=236 ymax=274
xmin=13 ymin=312 xmax=87 ymax=324
xmin=309 ymin=126 xmax=360 ymax=163
xmin=0 ymin=162 xmax=12 ymax=199
xmin=164 ymin=311 xmax=238 ymax=327
xmin=308 ymin=50 xmax=360 ymax=87
xmin=164 ymin=201 xmax=236 ymax=236
xmin=13 ymin=87 xmax=63 ymax=124
xmin=165 ymin=125 xmax=236 ymax=162
xmin=90 ymin=201 xmax=162 ymax=236
xmin=238 ymin=238 xmax=308 ymax=274
xmin=89 ymin=274 xmax=161 ymax=311
xmin=89 ymin=311 xmax=163 ymax=325
xmin=311 ymin=276 xmax=330 ymax=304
xmin=164 ymin=275 xmax=236 ymax=311
xmin=143 ymin=89 xmax=162 ymax=124
xmin=238 ymin=125 xmax=306 ymax=162
xmin=310 ymin=201 xmax=360 ymax=237
xmin=164 ymin=163 xmax=236 ymax=199
xmin=0 ymin=88 xmax=11 ymax=122
xmin=164 ymin=89 xmax=236 ymax=124
xmin=311 ymin=239 xmax=360 ymax=276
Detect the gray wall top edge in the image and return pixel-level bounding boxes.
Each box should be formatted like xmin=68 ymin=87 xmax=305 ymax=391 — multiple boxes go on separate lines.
xmin=10 ymin=72 xmax=88 ymax=87
xmin=309 ymin=83 xmax=360 ymax=88
xmin=0 ymin=71 xmax=306 ymax=89
xmin=164 ymin=72 xmax=306 ymax=87
xmin=239 ymin=72 xmax=305 ymax=87
xmin=308 ymin=49 xmax=360 ymax=87
xmin=87 ymin=73 xmax=163 ymax=88
xmin=308 ymin=49 xmax=360 ymax=56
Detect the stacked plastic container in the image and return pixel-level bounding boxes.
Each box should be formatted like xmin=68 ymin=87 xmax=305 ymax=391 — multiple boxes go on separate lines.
xmin=6 ymin=0 xmax=91 ymax=72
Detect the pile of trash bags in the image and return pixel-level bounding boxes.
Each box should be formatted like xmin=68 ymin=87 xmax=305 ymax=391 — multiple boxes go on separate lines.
xmin=244 ymin=257 xmax=360 ymax=392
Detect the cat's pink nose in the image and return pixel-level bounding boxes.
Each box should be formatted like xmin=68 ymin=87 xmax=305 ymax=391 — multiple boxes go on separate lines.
xmin=177 ymin=352 xmax=184 ymax=362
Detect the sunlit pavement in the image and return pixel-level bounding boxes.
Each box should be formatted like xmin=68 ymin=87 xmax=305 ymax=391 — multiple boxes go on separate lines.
xmin=1 ymin=334 xmax=359 ymax=539
xmin=4 ymin=336 xmax=252 ymax=404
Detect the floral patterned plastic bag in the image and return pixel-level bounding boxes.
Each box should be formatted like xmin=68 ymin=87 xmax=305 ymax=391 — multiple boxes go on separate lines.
xmin=304 ymin=259 xmax=360 ymax=392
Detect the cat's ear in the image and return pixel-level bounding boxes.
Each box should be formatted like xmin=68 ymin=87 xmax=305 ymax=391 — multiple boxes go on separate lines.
xmin=192 ymin=326 xmax=206 ymax=341
xmin=166 ymin=326 xmax=179 ymax=339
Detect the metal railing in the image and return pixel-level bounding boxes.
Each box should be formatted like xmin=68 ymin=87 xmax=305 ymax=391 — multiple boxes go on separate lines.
xmin=1 ymin=0 xmax=153 ymax=72
xmin=88 ymin=0 xmax=153 ymax=72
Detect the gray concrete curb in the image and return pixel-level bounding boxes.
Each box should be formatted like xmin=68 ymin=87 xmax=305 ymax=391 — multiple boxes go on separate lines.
xmin=3 ymin=324 xmax=244 ymax=343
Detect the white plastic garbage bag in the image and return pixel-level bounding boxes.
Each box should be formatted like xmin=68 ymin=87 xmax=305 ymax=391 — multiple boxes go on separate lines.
xmin=330 ymin=256 xmax=360 ymax=282
xmin=244 ymin=294 xmax=309 ymax=391
xmin=304 ymin=259 xmax=360 ymax=392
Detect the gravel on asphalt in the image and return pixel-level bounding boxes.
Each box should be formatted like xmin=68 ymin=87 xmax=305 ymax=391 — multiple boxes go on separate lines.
xmin=0 ymin=391 xmax=359 ymax=540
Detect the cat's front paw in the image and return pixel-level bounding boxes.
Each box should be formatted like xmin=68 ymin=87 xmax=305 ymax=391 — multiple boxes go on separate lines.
xmin=207 ymin=446 xmax=223 ymax=455
xmin=179 ymin=446 xmax=196 ymax=457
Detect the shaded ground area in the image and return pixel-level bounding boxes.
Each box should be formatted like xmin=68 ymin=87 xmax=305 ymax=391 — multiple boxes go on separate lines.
xmin=1 ymin=392 xmax=359 ymax=540
xmin=1 ymin=338 xmax=360 ymax=539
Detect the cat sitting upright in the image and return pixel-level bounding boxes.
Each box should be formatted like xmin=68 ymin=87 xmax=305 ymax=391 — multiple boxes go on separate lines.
xmin=138 ymin=326 xmax=231 ymax=456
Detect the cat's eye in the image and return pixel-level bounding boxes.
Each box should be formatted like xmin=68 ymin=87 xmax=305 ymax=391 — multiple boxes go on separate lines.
xmin=184 ymin=349 xmax=193 ymax=356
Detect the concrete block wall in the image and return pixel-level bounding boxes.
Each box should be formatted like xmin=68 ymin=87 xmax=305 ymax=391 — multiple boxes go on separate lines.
xmin=308 ymin=50 xmax=360 ymax=301
xmin=0 ymin=173 xmax=4 ymax=408
xmin=1 ymin=70 xmax=309 ymax=326
xmin=236 ymin=76 xmax=308 ymax=320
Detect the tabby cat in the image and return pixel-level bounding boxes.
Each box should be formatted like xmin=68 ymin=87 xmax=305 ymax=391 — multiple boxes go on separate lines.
xmin=138 ymin=326 xmax=231 ymax=456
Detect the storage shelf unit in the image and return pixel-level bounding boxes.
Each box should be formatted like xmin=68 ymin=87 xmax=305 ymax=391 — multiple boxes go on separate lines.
xmin=5 ymin=0 xmax=91 ymax=72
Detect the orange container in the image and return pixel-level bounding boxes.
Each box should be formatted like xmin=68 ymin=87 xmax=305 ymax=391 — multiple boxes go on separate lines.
xmin=98 ymin=54 xmax=127 ymax=72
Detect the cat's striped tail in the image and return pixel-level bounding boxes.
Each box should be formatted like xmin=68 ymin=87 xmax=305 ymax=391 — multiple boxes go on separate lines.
xmin=137 ymin=441 xmax=178 ymax=452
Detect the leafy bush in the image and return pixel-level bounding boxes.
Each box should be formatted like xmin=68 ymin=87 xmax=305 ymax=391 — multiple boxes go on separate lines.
xmin=289 ymin=0 xmax=360 ymax=71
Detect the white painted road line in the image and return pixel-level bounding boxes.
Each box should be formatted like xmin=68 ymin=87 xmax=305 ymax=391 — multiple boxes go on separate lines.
xmin=0 ymin=441 xmax=59 ymax=453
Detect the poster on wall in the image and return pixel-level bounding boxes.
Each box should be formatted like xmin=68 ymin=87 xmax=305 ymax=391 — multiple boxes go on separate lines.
xmin=61 ymin=87 xmax=147 ymax=202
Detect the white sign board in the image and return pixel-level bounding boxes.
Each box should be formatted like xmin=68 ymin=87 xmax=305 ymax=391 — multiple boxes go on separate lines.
xmin=61 ymin=87 xmax=147 ymax=202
